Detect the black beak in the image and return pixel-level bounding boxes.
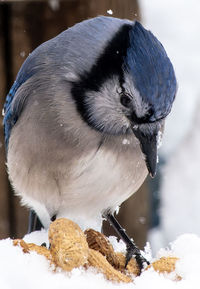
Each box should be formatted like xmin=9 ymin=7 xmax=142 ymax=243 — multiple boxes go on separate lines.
xmin=133 ymin=128 xmax=157 ymax=178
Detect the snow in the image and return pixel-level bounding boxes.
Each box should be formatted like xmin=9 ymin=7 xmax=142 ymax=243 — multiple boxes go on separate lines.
xmin=48 ymin=0 xmax=60 ymax=11
xmin=107 ymin=9 xmax=113 ymax=15
xmin=1 ymin=231 xmax=200 ymax=288
xmin=122 ymin=138 xmax=131 ymax=145
xmin=154 ymin=101 xmax=200 ymax=249
xmin=20 ymin=51 xmax=26 ymax=58
xmin=156 ymin=130 xmax=163 ymax=150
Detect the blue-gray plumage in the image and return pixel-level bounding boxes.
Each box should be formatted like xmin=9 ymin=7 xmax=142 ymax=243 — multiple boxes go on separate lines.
xmin=4 ymin=53 xmax=40 ymax=148
xmin=4 ymin=81 xmax=25 ymax=148
xmin=3 ymin=16 xmax=177 ymax=268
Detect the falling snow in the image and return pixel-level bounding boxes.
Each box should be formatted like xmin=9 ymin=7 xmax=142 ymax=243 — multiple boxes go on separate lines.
xmin=122 ymin=139 xmax=130 ymax=145
xmin=107 ymin=9 xmax=113 ymax=15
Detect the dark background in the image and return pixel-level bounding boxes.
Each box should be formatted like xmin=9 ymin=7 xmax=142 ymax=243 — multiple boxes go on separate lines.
xmin=0 ymin=0 xmax=150 ymax=248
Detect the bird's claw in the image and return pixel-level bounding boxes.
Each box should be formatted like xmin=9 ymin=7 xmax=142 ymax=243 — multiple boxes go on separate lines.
xmin=125 ymin=244 xmax=149 ymax=272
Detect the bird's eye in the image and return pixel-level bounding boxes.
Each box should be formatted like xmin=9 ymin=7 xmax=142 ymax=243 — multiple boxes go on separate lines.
xmin=120 ymin=94 xmax=131 ymax=108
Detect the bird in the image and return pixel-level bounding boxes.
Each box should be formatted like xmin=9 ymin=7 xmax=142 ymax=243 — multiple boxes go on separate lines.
xmin=3 ymin=16 xmax=177 ymax=269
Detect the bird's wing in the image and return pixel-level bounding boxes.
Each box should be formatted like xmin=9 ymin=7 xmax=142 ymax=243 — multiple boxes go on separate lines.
xmin=3 ymin=57 xmax=37 ymax=151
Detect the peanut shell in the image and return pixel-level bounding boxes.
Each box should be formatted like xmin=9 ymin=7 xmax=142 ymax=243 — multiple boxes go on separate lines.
xmin=85 ymin=229 xmax=120 ymax=268
xmin=115 ymin=252 xmax=140 ymax=276
xmin=13 ymin=239 xmax=51 ymax=260
xmin=149 ymin=257 xmax=179 ymax=274
xmin=88 ymin=248 xmax=132 ymax=283
xmin=49 ymin=218 xmax=89 ymax=271
xmin=13 ymin=239 xmax=30 ymax=253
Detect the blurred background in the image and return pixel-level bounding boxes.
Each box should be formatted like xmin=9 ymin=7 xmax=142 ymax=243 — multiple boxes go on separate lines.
xmin=0 ymin=0 xmax=200 ymax=254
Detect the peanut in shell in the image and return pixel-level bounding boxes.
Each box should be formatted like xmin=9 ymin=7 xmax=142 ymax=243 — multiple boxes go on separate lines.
xmin=49 ymin=218 xmax=89 ymax=271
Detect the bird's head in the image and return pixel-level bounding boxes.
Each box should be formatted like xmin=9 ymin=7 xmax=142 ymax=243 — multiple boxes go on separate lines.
xmin=71 ymin=20 xmax=177 ymax=178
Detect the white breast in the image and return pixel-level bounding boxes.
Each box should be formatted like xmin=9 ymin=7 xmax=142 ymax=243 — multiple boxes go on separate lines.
xmin=7 ymin=126 xmax=147 ymax=231
xmin=55 ymin=135 xmax=148 ymax=230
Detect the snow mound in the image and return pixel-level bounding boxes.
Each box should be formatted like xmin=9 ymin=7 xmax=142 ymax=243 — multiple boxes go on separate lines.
xmin=0 ymin=232 xmax=200 ymax=288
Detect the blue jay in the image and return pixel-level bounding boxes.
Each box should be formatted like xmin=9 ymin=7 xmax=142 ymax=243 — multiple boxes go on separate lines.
xmin=3 ymin=16 xmax=177 ymax=269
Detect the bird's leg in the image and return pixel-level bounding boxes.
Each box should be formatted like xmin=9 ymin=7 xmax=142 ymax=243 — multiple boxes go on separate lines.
xmin=51 ymin=215 xmax=57 ymax=222
xmin=28 ymin=210 xmax=43 ymax=233
xmin=105 ymin=213 xmax=149 ymax=271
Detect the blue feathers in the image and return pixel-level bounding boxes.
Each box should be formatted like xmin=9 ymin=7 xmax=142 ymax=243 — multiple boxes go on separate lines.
xmin=3 ymin=57 xmax=36 ymax=150
xmin=125 ymin=21 xmax=177 ymax=122
xmin=4 ymin=80 xmax=22 ymax=150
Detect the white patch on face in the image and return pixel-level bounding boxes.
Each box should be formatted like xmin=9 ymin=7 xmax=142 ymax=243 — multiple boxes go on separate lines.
xmin=85 ymin=76 xmax=130 ymax=134
xmin=123 ymin=72 xmax=150 ymax=119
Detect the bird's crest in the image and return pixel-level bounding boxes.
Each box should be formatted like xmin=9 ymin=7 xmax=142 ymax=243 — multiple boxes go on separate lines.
xmin=124 ymin=21 xmax=177 ymax=122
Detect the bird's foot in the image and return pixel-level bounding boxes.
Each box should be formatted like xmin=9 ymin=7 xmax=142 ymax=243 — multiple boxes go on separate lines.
xmin=105 ymin=213 xmax=149 ymax=272
xmin=125 ymin=242 xmax=149 ymax=272
xmin=28 ymin=210 xmax=44 ymax=233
